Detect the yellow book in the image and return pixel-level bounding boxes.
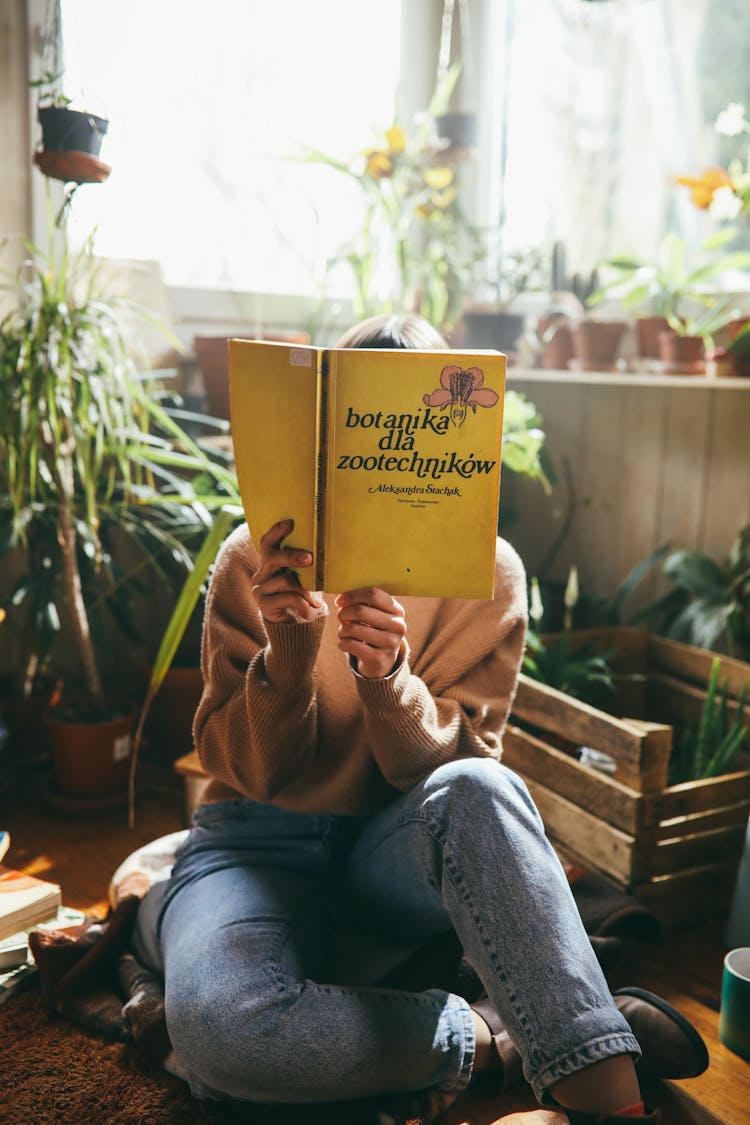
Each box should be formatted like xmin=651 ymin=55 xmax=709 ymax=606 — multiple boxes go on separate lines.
xmin=229 ymin=339 xmax=506 ymax=599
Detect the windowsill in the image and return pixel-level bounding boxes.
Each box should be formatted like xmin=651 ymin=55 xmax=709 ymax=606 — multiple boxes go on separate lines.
xmin=507 ymin=366 xmax=750 ymax=390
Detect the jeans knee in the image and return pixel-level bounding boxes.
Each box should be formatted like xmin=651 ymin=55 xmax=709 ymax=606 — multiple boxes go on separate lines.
xmin=422 ymin=758 xmax=544 ymax=836
xmin=167 ymin=971 xmax=304 ymax=1101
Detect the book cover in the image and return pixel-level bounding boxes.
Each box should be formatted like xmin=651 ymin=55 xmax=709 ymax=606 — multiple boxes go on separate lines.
xmin=229 ymin=339 xmax=506 ymax=599
xmin=0 ymin=867 xmax=62 ymax=943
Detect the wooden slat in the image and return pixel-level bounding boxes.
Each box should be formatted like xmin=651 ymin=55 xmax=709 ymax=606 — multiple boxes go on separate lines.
xmin=655 ymin=388 xmax=714 ymax=585
xmin=701 ymin=385 xmax=750 ymax=560
xmin=649 ymin=635 xmax=750 ymax=700
xmin=576 ymin=383 xmax=629 ymax=597
xmin=502 ymin=725 xmax=642 ymax=833
xmin=611 ymin=385 xmax=668 ymax=617
xmin=521 ymin=778 xmax=635 ymax=883
xmin=646 ymin=671 xmax=750 ymax=740
xmin=643 ymin=770 xmax=750 ymax=824
xmin=512 ymin=675 xmax=666 ymax=790
xmin=633 ymin=824 xmax=746 ymax=879
xmin=641 ymin=801 xmax=750 ymax=843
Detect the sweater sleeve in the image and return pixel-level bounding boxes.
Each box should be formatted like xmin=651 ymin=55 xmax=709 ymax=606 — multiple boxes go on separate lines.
xmin=192 ymin=525 xmax=328 ymax=801
xmin=353 ymin=538 xmax=528 ymax=792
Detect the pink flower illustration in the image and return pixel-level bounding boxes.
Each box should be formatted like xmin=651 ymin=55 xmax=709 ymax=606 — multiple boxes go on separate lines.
xmin=422 ymin=365 xmax=499 ymax=427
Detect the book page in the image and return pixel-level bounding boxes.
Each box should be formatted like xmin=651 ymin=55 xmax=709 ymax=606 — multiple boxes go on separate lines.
xmin=324 ymin=349 xmax=505 ymax=599
xmin=229 ymin=340 xmax=320 ymax=582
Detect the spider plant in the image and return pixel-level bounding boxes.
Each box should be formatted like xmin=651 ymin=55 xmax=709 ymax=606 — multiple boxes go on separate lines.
xmin=0 ymin=218 xmax=239 ymax=717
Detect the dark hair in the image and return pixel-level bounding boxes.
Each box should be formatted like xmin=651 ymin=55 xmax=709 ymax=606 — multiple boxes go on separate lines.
xmin=334 ymin=313 xmax=448 ymax=351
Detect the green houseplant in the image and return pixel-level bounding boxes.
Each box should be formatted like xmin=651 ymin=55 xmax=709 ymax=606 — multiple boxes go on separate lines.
xmin=0 ymin=219 xmax=239 ymax=801
xmin=588 ymin=229 xmax=750 ymax=360
xmin=633 ymin=528 xmax=750 ymax=661
xmin=669 ymin=657 xmax=749 ymax=784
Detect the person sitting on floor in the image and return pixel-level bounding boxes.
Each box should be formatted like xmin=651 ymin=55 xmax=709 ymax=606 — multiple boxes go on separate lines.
xmin=131 ymin=313 xmax=708 ymax=1125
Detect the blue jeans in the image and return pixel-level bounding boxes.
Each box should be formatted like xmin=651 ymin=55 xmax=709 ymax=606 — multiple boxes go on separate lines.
xmin=133 ymin=758 xmax=639 ymax=1105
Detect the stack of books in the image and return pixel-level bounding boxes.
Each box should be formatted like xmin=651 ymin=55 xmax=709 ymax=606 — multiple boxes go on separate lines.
xmin=0 ymin=831 xmax=69 ymax=1003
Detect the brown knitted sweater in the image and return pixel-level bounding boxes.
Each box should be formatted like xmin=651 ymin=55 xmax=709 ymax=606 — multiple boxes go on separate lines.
xmin=194 ymin=523 xmax=528 ymax=815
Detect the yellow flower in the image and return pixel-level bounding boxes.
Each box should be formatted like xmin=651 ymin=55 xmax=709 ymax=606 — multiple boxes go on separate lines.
xmin=430 ymin=185 xmax=458 ymax=210
xmin=364 ymin=149 xmax=393 ymax=179
xmin=676 ymin=166 xmax=733 ymax=209
xmin=423 ymin=166 xmax=454 ymax=190
xmin=385 ymin=125 xmax=406 ymax=154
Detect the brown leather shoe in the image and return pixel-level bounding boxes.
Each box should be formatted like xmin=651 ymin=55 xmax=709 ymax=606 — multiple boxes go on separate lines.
xmin=472 ymin=985 xmax=707 ymax=1091
xmin=471 ymin=996 xmax=525 ymax=1091
xmin=613 ymin=987 xmax=709 ymax=1080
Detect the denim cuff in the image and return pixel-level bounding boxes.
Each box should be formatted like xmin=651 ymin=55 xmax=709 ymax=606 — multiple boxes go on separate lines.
xmin=534 ymin=1030 xmax=642 ymax=1105
xmin=438 ymin=993 xmax=476 ymax=1094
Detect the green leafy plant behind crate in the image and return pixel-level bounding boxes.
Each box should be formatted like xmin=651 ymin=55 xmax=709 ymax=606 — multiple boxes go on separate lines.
xmin=670 ymin=657 xmax=749 ymax=784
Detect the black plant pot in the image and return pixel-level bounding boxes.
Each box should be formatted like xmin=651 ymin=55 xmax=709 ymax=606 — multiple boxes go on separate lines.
xmin=435 ymin=111 xmax=477 ymax=150
xmin=38 ymin=106 xmax=109 ymax=156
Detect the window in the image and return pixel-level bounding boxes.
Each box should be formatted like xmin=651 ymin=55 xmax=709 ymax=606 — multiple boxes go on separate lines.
xmin=485 ymin=0 xmax=750 ymax=291
xmin=59 ymin=0 xmax=404 ymax=298
xmin=50 ymin=1 xmax=750 ymax=319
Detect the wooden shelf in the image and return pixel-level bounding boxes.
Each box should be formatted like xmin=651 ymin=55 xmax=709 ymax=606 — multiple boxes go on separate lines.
xmin=508 ymin=367 xmax=750 ymax=390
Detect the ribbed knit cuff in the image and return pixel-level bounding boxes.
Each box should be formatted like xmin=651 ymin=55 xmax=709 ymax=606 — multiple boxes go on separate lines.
xmin=263 ymin=609 xmax=327 ymax=688
xmin=352 ymin=652 xmax=411 ymax=711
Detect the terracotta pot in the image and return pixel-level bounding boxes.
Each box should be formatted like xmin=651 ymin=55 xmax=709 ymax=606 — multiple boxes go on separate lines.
xmin=636 ymin=316 xmax=670 ymax=360
xmin=538 ymin=316 xmax=574 ymax=370
xmin=46 ymin=702 xmax=137 ymax=798
xmin=194 ymin=331 xmax=311 ymax=421
xmin=569 ymin=320 xmax=627 ymax=371
xmin=658 ymin=330 xmax=706 ymax=375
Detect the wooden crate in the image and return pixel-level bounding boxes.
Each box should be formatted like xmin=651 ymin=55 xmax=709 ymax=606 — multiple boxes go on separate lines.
xmin=504 ymin=628 xmax=750 ymax=925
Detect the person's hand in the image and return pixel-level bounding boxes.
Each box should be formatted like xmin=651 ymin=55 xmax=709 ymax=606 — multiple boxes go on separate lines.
xmin=335 ymin=587 xmax=407 ymax=679
xmin=252 ymin=519 xmax=324 ymax=624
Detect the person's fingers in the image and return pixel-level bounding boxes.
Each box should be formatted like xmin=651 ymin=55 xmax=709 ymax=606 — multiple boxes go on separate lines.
xmin=259 ymin=518 xmax=293 ymax=555
xmin=253 ymin=546 xmax=313 ymax=587
xmin=337 ymin=605 xmax=406 ymax=645
xmin=255 ymin=587 xmax=323 ymax=623
xmin=335 ymin=587 xmax=403 ymax=614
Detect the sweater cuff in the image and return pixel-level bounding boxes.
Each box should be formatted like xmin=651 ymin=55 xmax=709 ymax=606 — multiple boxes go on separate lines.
xmin=353 ymin=653 xmax=412 ymax=713
xmin=263 ymin=610 xmax=327 ymax=686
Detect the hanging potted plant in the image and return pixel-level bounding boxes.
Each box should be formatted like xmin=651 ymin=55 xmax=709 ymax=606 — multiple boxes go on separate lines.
xmin=431 ymin=1 xmax=477 ymax=156
xmin=0 ymin=215 xmax=239 ymax=809
xmin=29 ymin=1 xmax=109 ymax=185
xmin=31 ymin=69 xmax=110 ymax=186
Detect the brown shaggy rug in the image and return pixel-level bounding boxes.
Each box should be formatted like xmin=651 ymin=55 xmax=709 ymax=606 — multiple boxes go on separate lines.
xmin=0 ymin=985 xmax=448 ymax=1125
xmin=0 ymin=985 xmax=236 ymax=1125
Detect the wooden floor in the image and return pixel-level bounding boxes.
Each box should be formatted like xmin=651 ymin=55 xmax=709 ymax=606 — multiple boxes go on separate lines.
xmin=4 ymin=771 xmax=749 ymax=1125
